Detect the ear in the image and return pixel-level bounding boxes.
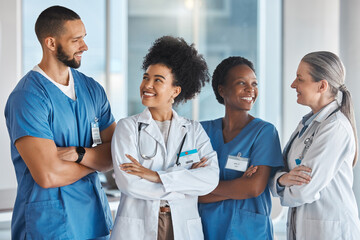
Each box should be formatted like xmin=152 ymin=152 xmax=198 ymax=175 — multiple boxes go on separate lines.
xmin=172 ymin=86 xmax=181 ymax=98
xmin=318 ymin=79 xmax=329 ymax=93
xmin=43 ymin=37 xmax=56 ymax=52
xmin=218 ymin=85 xmax=225 ymax=98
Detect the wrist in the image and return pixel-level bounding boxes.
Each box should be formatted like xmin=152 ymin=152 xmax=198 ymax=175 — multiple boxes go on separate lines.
xmin=277 ymin=175 xmax=285 ymax=187
xmin=75 ymin=147 xmax=86 ymax=163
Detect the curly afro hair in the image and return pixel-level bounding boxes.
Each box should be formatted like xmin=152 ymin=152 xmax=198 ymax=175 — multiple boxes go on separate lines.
xmin=142 ymin=36 xmax=210 ymax=104
xmin=212 ymin=56 xmax=255 ymax=105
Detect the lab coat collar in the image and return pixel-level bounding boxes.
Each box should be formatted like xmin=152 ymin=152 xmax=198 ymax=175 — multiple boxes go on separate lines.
xmin=311 ymin=100 xmax=340 ymax=124
xmin=136 ymin=107 xmax=191 ymax=126
xmin=136 ymin=108 xmax=191 ymax=154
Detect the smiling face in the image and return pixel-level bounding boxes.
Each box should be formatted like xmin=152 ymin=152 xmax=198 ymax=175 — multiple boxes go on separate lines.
xmin=55 ymin=19 xmax=88 ymax=68
xmin=218 ymin=64 xmax=258 ymax=112
xmin=291 ymin=61 xmax=323 ymax=109
xmin=140 ymin=64 xmax=181 ymax=111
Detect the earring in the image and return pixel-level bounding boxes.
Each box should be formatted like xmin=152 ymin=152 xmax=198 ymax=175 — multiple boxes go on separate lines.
xmin=171 ymin=98 xmax=175 ymax=104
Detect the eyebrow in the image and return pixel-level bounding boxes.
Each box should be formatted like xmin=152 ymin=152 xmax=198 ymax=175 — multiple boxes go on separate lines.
xmin=234 ymin=77 xmax=257 ymax=81
xmin=73 ymin=33 xmax=87 ymax=40
xmin=143 ymin=73 xmax=166 ymax=80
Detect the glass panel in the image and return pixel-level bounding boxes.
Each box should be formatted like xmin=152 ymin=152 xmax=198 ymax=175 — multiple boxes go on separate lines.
xmin=127 ymin=0 xmax=260 ymax=120
xmin=128 ymin=0 xmax=195 ymax=118
xmin=199 ymin=0 xmax=259 ymax=121
xmin=22 ymin=0 xmax=106 ymax=87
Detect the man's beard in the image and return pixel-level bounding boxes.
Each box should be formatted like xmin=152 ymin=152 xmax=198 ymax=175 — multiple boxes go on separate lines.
xmin=56 ymin=44 xmax=81 ymax=69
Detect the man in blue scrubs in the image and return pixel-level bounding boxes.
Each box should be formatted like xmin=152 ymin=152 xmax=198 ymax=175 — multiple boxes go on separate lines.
xmin=5 ymin=6 xmax=116 ymax=239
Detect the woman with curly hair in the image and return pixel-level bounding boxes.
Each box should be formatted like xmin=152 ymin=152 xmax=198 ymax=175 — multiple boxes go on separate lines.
xmin=110 ymin=36 xmax=219 ymax=240
xmin=198 ymin=56 xmax=284 ymax=239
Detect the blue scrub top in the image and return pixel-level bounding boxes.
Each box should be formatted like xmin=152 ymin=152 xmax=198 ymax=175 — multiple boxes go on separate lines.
xmin=5 ymin=69 xmax=114 ymax=240
xmin=198 ymin=118 xmax=284 ymax=240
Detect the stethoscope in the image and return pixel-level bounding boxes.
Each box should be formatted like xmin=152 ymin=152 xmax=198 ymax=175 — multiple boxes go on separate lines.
xmin=138 ymin=122 xmax=187 ymax=165
xmin=285 ymin=108 xmax=340 ymax=166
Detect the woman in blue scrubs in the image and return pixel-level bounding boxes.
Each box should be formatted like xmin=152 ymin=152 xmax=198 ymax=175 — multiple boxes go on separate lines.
xmin=198 ymin=56 xmax=284 ymax=240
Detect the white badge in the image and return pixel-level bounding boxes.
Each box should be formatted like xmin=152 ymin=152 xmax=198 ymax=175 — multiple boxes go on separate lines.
xmin=91 ymin=117 xmax=102 ymax=147
xmin=178 ymin=149 xmax=200 ymax=166
xmin=225 ymin=153 xmax=249 ymax=172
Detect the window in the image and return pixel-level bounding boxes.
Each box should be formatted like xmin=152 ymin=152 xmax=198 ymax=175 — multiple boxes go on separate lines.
xmin=22 ymin=0 xmax=284 ymax=238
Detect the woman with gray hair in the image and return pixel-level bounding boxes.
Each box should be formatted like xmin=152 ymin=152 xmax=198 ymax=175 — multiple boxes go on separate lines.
xmin=270 ymin=51 xmax=360 ymax=239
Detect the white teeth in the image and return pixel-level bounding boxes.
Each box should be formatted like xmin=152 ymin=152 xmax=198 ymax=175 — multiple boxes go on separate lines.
xmin=241 ymin=97 xmax=253 ymax=101
xmin=144 ymin=92 xmax=155 ymax=96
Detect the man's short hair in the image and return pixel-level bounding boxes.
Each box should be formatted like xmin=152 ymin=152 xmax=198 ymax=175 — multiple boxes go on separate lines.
xmin=35 ymin=5 xmax=80 ymax=43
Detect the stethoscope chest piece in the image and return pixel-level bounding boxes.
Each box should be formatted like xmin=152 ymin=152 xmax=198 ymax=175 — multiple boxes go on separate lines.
xmin=138 ymin=123 xmax=158 ymax=160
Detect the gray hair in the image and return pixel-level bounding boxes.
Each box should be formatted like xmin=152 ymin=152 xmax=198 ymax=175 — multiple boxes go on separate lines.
xmin=302 ymin=51 xmax=358 ymax=166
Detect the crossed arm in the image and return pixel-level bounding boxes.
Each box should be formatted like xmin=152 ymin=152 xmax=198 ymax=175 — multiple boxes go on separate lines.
xmin=198 ymin=165 xmax=269 ymax=203
xmin=15 ymin=122 xmax=116 ymax=189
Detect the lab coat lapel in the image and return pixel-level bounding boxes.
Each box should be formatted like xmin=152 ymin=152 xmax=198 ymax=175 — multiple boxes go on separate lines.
xmin=137 ymin=108 xmax=166 ymax=150
xmin=167 ymin=110 xmax=190 ymax=162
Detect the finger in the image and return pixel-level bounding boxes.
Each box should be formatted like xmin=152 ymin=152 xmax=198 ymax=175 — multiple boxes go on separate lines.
xmin=245 ymin=165 xmax=257 ymax=174
xmin=121 ymin=165 xmax=144 ymax=173
xmin=249 ymin=166 xmax=258 ymax=172
xmin=290 ymin=169 xmax=312 ymax=180
xmin=245 ymin=170 xmax=256 ymax=177
xmin=197 ymin=159 xmax=208 ymax=167
xmin=289 ymin=174 xmax=310 ymax=184
xmin=190 ymin=163 xmax=199 ymax=169
xmin=120 ymin=163 xmax=138 ymax=168
xmin=191 ymin=162 xmax=203 ymax=169
xmin=295 ymin=165 xmax=312 ymax=173
xmin=200 ymin=157 xmax=208 ymax=162
xmin=126 ymin=154 xmax=141 ymax=166
xmin=298 ymin=171 xmax=312 ymax=181
xmin=246 ymin=165 xmax=258 ymax=172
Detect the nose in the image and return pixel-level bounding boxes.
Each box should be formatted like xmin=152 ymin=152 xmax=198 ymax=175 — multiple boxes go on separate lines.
xmin=245 ymin=84 xmax=255 ymax=92
xmin=80 ymin=39 xmax=88 ymax=51
xmin=291 ymin=79 xmax=296 ymax=89
xmin=144 ymin=80 xmax=153 ymax=89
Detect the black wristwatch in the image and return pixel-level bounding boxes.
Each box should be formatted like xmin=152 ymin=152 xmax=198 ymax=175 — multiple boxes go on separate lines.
xmin=75 ymin=147 xmax=86 ymax=164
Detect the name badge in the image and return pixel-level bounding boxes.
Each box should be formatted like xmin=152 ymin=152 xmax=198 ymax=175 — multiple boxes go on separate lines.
xmin=91 ymin=117 xmax=102 ymax=147
xmin=225 ymin=153 xmax=249 ymax=172
xmin=178 ymin=149 xmax=200 ymax=166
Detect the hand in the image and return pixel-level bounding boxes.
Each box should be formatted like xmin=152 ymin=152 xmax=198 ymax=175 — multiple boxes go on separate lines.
xmin=120 ymin=154 xmax=161 ymax=183
xmin=57 ymin=146 xmax=77 ymax=162
xmin=191 ymin=157 xmax=208 ymax=169
xmin=278 ymin=165 xmax=312 ymax=187
xmin=243 ymin=165 xmax=258 ymax=178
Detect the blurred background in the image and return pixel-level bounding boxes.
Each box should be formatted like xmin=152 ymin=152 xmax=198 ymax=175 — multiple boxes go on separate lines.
xmin=1 ymin=0 xmax=360 ymax=239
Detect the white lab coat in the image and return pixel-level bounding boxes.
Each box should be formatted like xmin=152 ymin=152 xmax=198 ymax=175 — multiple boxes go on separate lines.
xmin=270 ymin=101 xmax=360 ymax=240
xmin=110 ymin=108 xmax=219 ymax=240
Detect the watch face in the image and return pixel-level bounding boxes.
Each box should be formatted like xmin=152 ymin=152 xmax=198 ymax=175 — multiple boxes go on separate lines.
xmin=77 ymin=147 xmax=85 ymax=155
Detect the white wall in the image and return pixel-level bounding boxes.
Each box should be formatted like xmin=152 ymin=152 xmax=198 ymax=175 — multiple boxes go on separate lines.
xmin=340 ymin=0 xmax=360 ymax=214
xmin=282 ymin=0 xmax=340 ymax=142
xmin=0 ymin=0 xmax=20 ymax=190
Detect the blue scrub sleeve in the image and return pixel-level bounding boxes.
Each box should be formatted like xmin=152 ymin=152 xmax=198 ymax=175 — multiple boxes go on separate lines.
xmin=97 ymin=85 xmax=115 ymax=131
xmin=5 ymin=90 xmax=54 ymax=144
xmin=250 ymin=124 xmax=283 ymax=169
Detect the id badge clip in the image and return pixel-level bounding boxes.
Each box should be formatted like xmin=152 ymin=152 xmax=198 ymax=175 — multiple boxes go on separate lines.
xmin=178 ymin=149 xmax=200 ymax=166
xmin=91 ymin=117 xmax=102 ymax=147
xmin=225 ymin=153 xmax=249 ymax=172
